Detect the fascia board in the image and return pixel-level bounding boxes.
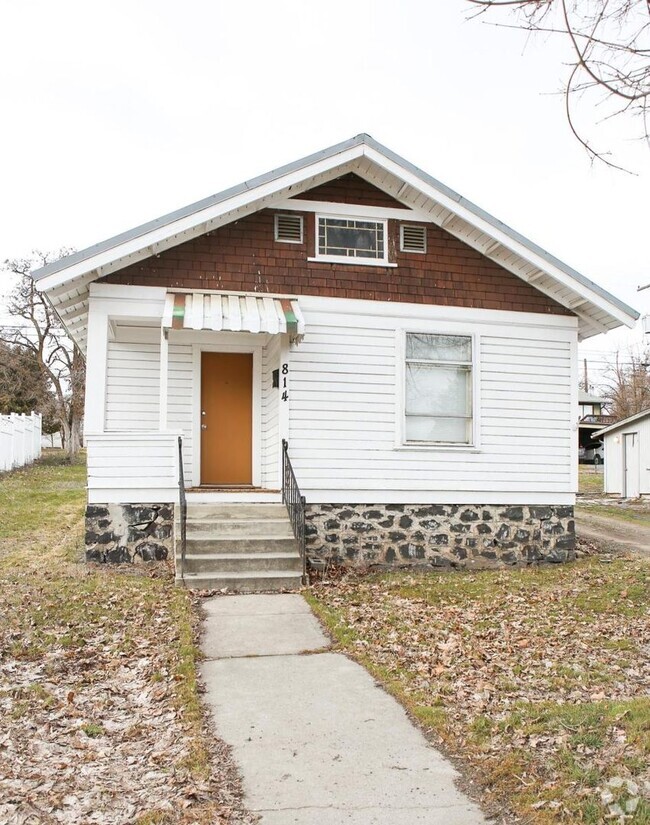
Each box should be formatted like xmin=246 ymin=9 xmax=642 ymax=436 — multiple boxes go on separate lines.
xmin=594 ymin=409 xmax=650 ymax=438
xmin=362 ymin=146 xmax=638 ymax=329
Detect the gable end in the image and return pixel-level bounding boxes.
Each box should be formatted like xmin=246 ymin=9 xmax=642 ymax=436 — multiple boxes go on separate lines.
xmin=99 ymin=208 xmax=574 ymax=317
xmin=292 ymin=173 xmax=410 ymax=209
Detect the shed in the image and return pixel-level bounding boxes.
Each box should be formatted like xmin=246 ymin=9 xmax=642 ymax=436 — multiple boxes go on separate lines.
xmin=595 ymin=410 xmax=650 ymax=497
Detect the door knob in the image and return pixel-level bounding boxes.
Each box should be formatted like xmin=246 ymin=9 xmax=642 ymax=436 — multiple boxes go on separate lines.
xmin=201 ymin=424 xmax=207 ymax=430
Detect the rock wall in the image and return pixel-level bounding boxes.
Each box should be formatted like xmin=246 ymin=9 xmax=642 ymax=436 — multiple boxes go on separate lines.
xmin=305 ymin=503 xmax=575 ymax=569
xmin=85 ymin=504 xmax=174 ymax=563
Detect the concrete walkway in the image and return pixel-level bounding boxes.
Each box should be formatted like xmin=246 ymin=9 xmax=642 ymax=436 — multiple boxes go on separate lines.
xmin=200 ymin=594 xmax=489 ymax=824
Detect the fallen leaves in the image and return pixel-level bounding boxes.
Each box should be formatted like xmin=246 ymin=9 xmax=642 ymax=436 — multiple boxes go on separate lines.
xmin=309 ymin=544 xmax=650 ymax=823
xmin=0 ymin=457 xmax=257 ymax=825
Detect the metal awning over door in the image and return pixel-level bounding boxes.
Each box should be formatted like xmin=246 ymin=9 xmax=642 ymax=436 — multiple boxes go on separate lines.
xmin=162 ymin=292 xmax=305 ymax=339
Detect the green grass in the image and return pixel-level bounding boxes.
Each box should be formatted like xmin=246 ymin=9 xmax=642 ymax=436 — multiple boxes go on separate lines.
xmin=577 ymin=501 xmax=650 ymax=526
xmin=579 ymin=466 xmax=605 ymax=495
xmin=0 ymin=450 xmax=87 ymax=544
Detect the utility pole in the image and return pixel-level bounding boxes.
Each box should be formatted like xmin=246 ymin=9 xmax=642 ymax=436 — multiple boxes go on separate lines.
xmin=583 ymin=358 xmax=589 ymax=393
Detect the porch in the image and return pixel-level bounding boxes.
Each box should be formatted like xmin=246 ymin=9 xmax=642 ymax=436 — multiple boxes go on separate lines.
xmin=84 ymin=286 xmax=305 ymax=505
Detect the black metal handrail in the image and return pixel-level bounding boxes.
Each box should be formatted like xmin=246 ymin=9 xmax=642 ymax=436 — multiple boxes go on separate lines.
xmin=177 ymin=435 xmax=187 ymax=582
xmin=282 ymin=439 xmax=307 ymax=585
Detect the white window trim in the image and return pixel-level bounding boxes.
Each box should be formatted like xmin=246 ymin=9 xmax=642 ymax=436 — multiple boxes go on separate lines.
xmin=394 ymin=328 xmax=481 ymax=451
xmin=400 ymin=224 xmax=427 ymax=254
xmin=307 ymin=256 xmax=398 ymax=268
xmin=314 ymin=213 xmax=390 ymax=266
xmin=274 ymin=213 xmax=304 ymax=244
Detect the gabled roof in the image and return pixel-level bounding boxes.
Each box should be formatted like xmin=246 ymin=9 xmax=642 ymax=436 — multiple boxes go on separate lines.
xmin=32 ymin=133 xmax=639 ymax=352
xmin=594 ymin=409 xmax=650 ymax=439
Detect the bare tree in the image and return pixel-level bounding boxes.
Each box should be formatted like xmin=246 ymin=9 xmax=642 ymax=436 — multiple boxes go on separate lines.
xmin=1 ymin=253 xmax=85 ymax=457
xmin=467 ymin=0 xmax=650 ymax=169
xmin=600 ymin=349 xmax=650 ymax=418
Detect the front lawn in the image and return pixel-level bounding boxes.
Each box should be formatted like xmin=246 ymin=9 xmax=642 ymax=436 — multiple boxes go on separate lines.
xmin=308 ymin=557 xmax=650 ymax=823
xmin=0 ymin=453 xmax=253 ymax=824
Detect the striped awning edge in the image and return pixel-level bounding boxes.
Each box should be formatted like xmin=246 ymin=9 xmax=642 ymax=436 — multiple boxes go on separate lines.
xmin=161 ymin=292 xmax=305 ymax=338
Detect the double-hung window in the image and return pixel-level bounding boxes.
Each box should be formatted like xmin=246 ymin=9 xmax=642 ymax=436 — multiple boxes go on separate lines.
xmin=404 ymin=333 xmax=473 ymax=445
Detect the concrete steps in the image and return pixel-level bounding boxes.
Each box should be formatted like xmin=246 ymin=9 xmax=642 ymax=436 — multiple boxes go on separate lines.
xmin=180 ymin=570 xmax=302 ymax=593
xmin=176 ymin=503 xmax=302 ymax=592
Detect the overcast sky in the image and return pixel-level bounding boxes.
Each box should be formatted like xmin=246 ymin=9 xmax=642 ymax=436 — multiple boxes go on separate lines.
xmin=1 ymin=0 xmax=648 ymax=387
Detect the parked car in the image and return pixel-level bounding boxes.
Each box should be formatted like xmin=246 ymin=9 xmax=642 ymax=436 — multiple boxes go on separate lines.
xmin=580 ymin=445 xmax=603 ymax=464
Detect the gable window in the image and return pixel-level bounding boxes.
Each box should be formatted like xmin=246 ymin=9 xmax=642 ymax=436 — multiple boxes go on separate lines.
xmin=404 ymin=333 xmax=473 ymax=445
xmin=316 ymin=216 xmax=387 ymax=263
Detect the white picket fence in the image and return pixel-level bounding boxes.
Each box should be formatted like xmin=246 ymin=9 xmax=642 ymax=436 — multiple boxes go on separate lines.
xmin=0 ymin=412 xmax=42 ymax=473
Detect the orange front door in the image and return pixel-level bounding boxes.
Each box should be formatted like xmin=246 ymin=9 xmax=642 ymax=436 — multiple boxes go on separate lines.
xmin=200 ymin=352 xmax=253 ymax=485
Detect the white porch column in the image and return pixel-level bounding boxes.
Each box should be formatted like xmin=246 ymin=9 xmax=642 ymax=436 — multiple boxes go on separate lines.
xmin=159 ymin=327 xmax=169 ymax=431
xmin=85 ymin=308 xmax=109 ymax=433
xmin=277 ymin=334 xmax=291 ymax=484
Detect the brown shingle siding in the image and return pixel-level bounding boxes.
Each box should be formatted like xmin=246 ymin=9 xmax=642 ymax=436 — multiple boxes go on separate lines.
xmin=292 ymin=173 xmax=409 ymax=209
xmin=101 ymin=189 xmax=572 ymax=317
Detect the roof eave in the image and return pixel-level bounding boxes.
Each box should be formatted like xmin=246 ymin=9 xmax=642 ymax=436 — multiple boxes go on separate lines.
xmin=32 ymin=134 xmax=370 ymax=287
xmin=594 ymin=409 xmax=650 ymax=439
xmin=32 ymin=133 xmax=639 ymax=337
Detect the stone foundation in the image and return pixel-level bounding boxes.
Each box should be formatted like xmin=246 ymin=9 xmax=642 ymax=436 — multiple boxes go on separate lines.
xmin=305 ymin=503 xmax=575 ymax=569
xmin=85 ymin=503 xmax=174 ymax=563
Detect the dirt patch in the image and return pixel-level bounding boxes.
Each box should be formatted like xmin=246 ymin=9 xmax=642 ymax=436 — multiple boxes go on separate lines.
xmin=576 ymin=509 xmax=650 ymax=557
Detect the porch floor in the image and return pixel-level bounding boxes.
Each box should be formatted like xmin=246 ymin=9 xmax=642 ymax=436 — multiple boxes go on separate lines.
xmin=186 ymin=486 xmax=280 ymax=493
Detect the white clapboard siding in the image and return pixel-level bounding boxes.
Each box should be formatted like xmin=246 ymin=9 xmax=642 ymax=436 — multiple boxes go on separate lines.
xmin=104 ymin=328 xmax=283 ymax=489
xmin=105 ymin=339 xmax=160 ymax=430
xmin=86 ymin=432 xmax=178 ymax=502
xmin=92 ymin=294 xmax=577 ymax=503
xmin=288 ymin=316 xmax=574 ymax=497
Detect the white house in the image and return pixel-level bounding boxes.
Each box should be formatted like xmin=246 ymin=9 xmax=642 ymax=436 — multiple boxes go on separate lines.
xmin=595 ymin=410 xmax=650 ymax=498
xmin=31 ymin=135 xmax=638 ymax=589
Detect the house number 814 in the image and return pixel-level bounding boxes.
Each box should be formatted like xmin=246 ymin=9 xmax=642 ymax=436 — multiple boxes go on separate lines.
xmin=281 ymin=363 xmax=289 ymax=401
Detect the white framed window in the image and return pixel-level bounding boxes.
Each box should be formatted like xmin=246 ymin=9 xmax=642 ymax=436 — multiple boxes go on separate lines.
xmin=404 ymin=332 xmax=473 ymax=445
xmin=315 ymin=215 xmax=388 ymax=264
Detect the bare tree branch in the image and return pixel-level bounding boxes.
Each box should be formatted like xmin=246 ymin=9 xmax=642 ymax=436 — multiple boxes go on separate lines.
xmin=1 ymin=252 xmax=85 ymax=457
xmin=466 ymin=0 xmax=650 ymax=168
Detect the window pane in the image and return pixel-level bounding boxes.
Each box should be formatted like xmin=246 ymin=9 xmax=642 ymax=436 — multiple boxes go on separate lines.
xmin=405 ymin=416 xmax=470 ymax=443
xmin=406 ymin=363 xmax=470 ymax=416
xmin=406 ymin=333 xmax=471 ymax=362
xmin=318 ymin=218 xmax=384 ymax=259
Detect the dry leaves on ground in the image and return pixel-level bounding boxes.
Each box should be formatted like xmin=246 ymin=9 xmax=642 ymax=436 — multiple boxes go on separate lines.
xmin=0 ymin=456 xmax=257 ymax=825
xmin=310 ymin=545 xmax=650 ymax=823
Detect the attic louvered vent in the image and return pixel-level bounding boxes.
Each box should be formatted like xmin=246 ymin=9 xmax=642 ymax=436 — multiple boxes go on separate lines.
xmin=275 ymin=213 xmax=303 ymax=243
xmin=400 ymin=224 xmax=427 ymax=253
